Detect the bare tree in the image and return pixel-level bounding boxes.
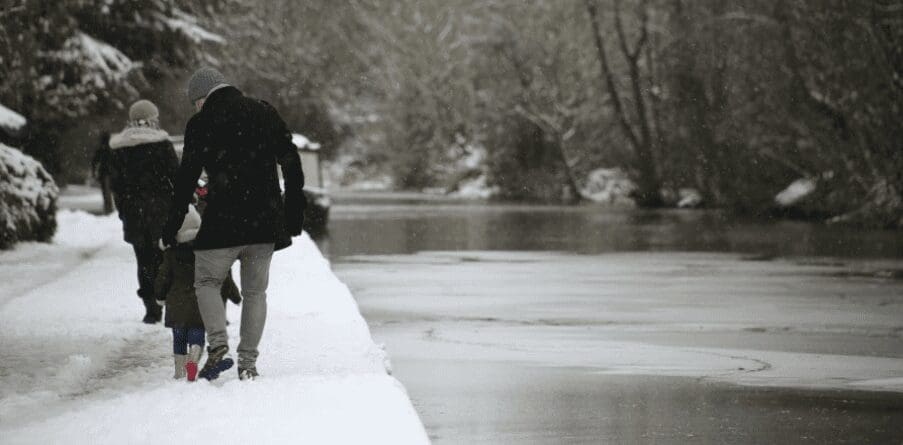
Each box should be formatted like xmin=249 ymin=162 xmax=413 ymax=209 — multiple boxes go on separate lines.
xmin=584 ymin=0 xmax=662 ymax=206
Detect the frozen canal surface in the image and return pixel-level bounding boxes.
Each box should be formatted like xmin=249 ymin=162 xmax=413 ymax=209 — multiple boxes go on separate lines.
xmin=324 ymin=195 xmax=903 ymax=444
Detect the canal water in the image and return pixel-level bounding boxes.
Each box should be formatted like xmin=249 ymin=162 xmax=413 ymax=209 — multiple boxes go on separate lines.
xmin=321 ymin=194 xmax=903 ymax=444
xmin=317 ymin=197 xmax=901 ymax=259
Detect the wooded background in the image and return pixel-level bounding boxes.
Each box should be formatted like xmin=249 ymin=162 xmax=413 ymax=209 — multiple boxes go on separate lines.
xmin=1 ymin=0 xmax=900 ymax=227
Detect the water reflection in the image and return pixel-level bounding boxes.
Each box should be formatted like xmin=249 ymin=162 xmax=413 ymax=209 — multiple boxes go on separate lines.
xmin=399 ymin=361 xmax=903 ymax=444
xmin=318 ymin=203 xmax=901 ymax=259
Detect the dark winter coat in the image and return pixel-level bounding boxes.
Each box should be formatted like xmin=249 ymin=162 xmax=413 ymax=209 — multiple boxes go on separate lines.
xmin=154 ymin=246 xmax=241 ymax=329
xmin=162 ymin=86 xmax=306 ymax=251
xmin=107 ymin=127 xmax=179 ymax=248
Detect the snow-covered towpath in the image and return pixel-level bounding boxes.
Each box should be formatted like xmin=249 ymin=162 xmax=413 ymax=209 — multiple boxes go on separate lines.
xmin=0 ymin=211 xmax=428 ymax=444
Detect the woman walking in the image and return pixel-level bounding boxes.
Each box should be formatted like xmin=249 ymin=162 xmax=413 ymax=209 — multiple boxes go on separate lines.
xmin=108 ymin=99 xmax=179 ymax=323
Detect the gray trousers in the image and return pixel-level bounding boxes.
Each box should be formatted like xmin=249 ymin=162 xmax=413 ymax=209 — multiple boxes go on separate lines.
xmin=194 ymin=243 xmax=274 ymax=369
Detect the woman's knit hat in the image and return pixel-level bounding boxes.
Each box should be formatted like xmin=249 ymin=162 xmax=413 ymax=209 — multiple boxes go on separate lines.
xmin=176 ymin=204 xmax=202 ymax=244
xmin=128 ymin=100 xmax=159 ymax=127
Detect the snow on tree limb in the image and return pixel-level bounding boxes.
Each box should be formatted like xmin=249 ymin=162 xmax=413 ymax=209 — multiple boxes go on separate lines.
xmin=50 ymin=33 xmax=139 ymax=88
xmin=0 ymin=104 xmax=27 ymax=132
xmin=160 ymin=9 xmax=226 ymax=44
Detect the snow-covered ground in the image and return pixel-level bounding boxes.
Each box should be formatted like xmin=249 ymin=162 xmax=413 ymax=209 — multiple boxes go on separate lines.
xmin=0 ymin=211 xmax=428 ymax=444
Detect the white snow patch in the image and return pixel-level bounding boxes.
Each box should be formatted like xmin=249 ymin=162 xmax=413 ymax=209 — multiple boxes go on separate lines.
xmin=292 ymin=133 xmax=322 ymax=150
xmin=0 ymin=103 xmax=26 ymax=131
xmin=449 ymin=174 xmax=496 ymax=200
xmin=775 ymin=177 xmax=817 ymax=207
xmin=0 ymin=210 xmax=120 ymax=307
xmin=53 ymin=209 xmax=121 ymax=248
xmin=582 ymin=168 xmax=635 ymax=205
xmin=457 ymin=144 xmax=485 ymax=171
xmin=160 ymin=9 xmax=226 ymax=44
xmin=676 ymin=188 xmax=703 ymax=208
xmin=52 ymin=32 xmax=137 ymax=88
xmin=348 ymin=177 xmax=394 ymax=191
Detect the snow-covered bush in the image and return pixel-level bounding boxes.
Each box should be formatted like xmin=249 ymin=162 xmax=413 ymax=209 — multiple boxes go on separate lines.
xmin=768 ymin=173 xmax=901 ymax=227
xmin=449 ymin=174 xmax=497 ymax=199
xmin=676 ymin=188 xmax=703 ymax=208
xmin=0 ymin=144 xmax=59 ymax=249
xmin=582 ymin=168 xmax=636 ymax=205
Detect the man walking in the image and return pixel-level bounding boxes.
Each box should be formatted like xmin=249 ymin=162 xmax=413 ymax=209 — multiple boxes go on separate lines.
xmin=162 ymin=67 xmax=306 ymax=381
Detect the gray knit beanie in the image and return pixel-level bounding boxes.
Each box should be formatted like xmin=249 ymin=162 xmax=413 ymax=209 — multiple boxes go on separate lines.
xmin=128 ymin=100 xmax=159 ymax=126
xmin=187 ymin=67 xmax=227 ymax=103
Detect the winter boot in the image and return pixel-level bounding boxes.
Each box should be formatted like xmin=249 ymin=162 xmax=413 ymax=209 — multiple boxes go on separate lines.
xmin=186 ymin=344 xmax=203 ymax=382
xmin=198 ymin=345 xmax=234 ymax=381
xmin=238 ymin=367 xmax=259 ymax=381
xmin=173 ymin=354 xmax=187 ymax=379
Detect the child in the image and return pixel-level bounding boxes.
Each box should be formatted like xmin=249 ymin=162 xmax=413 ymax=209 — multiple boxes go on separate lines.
xmin=155 ymin=204 xmax=240 ymax=381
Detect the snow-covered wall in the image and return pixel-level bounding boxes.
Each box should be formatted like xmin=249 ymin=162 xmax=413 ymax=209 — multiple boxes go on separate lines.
xmin=0 ymin=144 xmax=59 ymax=249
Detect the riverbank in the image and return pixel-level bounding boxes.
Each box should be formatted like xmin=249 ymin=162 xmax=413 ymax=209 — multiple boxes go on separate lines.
xmin=0 ymin=211 xmax=428 ymax=444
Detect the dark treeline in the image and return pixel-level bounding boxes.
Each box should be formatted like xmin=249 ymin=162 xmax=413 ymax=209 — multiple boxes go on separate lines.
xmin=2 ymin=0 xmax=901 ymax=227
xmin=0 ymin=0 xmax=224 ymax=174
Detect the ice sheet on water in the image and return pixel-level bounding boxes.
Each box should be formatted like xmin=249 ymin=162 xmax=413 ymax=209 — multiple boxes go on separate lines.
xmin=338 ymin=249 xmax=903 ymax=393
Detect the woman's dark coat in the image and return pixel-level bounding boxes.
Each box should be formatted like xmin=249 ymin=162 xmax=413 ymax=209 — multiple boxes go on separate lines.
xmin=107 ymin=136 xmax=179 ymax=247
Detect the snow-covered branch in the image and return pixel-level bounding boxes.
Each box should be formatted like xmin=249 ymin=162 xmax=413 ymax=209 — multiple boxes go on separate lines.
xmin=159 ymin=8 xmax=226 ymax=44
xmin=0 ymin=104 xmax=27 ymax=132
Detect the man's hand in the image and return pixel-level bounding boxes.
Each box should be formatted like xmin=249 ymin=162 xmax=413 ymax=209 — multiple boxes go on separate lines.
xmin=161 ymin=212 xmax=182 ymax=249
xmin=158 ymin=238 xmax=170 ymax=251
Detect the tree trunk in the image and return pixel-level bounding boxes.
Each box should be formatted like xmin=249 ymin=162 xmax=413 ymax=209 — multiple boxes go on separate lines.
xmin=583 ymin=0 xmax=662 ymax=206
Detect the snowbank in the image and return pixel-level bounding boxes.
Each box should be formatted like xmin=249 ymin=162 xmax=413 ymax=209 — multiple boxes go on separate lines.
xmin=0 ymin=144 xmax=58 ymax=249
xmin=0 ymin=212 xmax=428 ymax=444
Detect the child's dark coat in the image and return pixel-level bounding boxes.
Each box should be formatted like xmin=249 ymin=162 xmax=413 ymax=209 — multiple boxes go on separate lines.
xmin=155 ymin=246 xmax=240 ymax=329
